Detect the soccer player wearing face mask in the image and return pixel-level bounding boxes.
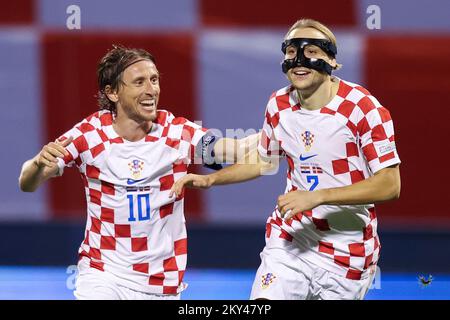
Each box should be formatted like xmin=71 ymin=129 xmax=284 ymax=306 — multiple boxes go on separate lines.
xmin=171 ymin=19 xmax=401 ymax=300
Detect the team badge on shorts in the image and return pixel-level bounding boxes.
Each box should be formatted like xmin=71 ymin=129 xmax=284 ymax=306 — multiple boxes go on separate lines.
xmin=261 ymin=273 xmax=276 ymax=289
xmin=128 ymin=159 xmax=145 ymax=179
xmin=301 ymin=131 xmax=315 ymax=152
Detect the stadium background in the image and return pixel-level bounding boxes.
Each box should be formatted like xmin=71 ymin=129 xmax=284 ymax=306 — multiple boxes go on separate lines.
xmin=1 ymin=0 xmax=450 ymax=299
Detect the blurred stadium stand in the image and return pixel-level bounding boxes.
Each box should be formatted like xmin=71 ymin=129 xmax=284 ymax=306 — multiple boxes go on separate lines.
xmin=1 ymin=222 xmax=449 ymax=274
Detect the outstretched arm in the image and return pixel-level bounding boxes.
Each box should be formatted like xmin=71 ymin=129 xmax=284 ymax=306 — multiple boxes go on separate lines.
xmin=212 ymin=133 xmax=260 ymax=164
xmin=19 ymin=137 xmax=73 ymax=192
xmin=170 ymin=148 xmax=277 ymax=197
xmin=278 ymin=164 xmax=401 ymax=219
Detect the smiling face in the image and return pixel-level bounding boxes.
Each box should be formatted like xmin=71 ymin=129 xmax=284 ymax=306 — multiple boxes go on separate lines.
xmin=285 ymin=27 xmax=337 ymax=91
xmin=107 ymin=59 xmax=160 ymax=123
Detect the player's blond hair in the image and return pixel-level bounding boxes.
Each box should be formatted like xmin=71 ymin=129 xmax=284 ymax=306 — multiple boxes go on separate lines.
xmin=285 ymin=18 xmax=342 ymax=70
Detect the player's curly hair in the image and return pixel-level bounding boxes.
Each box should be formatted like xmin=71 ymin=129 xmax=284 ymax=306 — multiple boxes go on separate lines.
xmin=97 ymin=45 xmax=156 ymax=115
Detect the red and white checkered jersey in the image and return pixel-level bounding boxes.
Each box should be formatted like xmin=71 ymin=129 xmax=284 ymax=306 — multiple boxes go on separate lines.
xmin=56 ymin=109 xmax=207 ymax=294
xmin=258 ymin=78 xmax=401 ymax=280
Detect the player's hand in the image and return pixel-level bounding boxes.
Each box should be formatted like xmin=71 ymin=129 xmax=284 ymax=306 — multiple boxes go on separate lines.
xmin=277 ymin=190 xmax=323 ymax=220
xmin=169 ymin=174 xmax=213 ymax=198
xmin=34 ymin=136 xmax=73 ymax=171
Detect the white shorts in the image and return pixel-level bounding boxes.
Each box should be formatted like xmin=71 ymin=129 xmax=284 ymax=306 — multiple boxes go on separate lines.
xmin=74 ymin=267 xmax=181 ymax=300
xmin=250 ymin=247 xmax=375 ymax=300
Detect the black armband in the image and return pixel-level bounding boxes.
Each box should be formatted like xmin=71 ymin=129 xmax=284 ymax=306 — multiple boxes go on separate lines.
xmin=196 ymin=132 xmax=223 ymax=171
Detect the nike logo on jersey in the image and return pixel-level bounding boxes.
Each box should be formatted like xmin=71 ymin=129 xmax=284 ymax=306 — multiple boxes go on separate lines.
xmin=299 ymin=154 xmax=318 ymax=161
xmin=127 ymin=178 xmax=146 ymax=185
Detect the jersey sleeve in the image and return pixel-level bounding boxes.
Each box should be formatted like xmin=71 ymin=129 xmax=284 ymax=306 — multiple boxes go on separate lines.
xmin=357 ymin=96 xmax=401 ymax=174
xmin=257 ymin=98 xmax=285 ymax=161
xmin=165 ymin=114 xmax=208 ymax=165
xmin=55 ymin=121 xmax=88 ymax=176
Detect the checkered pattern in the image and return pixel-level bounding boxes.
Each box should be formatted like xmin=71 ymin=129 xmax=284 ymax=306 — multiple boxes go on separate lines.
xmin=57 ymin=109 xmax=207 ymax=294
xmin=258 ymin=78 xmax=400 ymax=280
xmin=301 ymin=131 xmax=314 ymax=151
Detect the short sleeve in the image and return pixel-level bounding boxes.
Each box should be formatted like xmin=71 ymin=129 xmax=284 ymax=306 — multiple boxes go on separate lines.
xmin=357 ymin=97 xmax=401 ymax=173
xmin=165 ymin=114 xmax=208 ymax=165
xmin=55 ymin=122 xmax=87 ymax=176
xmin=257 ymin=99 xmax=285 ymax=161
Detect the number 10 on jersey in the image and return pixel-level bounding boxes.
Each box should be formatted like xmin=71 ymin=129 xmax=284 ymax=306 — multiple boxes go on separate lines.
xmin=127 ymin=194 xmax=151 ymax=221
